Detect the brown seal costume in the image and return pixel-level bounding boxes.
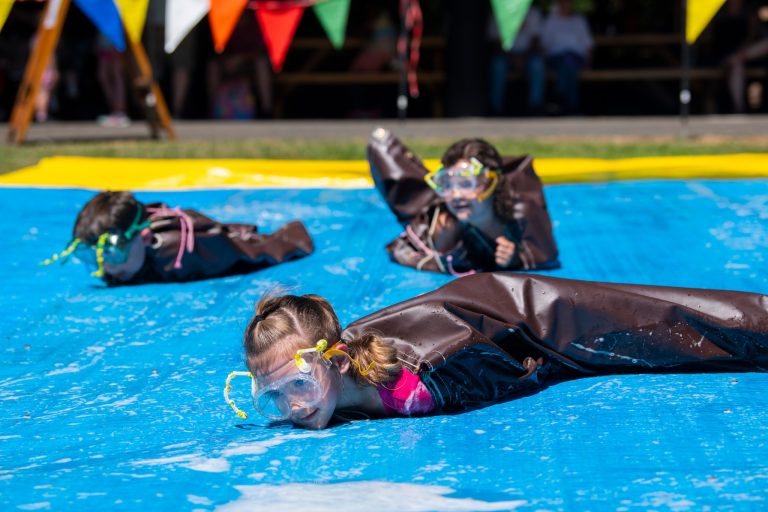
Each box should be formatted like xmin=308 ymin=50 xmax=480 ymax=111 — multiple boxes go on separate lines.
xmin=109 ymin=203 xmax=314 ymax=285
xmin=367 ymin=129 xmax=559 ymax=273
xmin=342 ymin=273 xmax=768 ymax=413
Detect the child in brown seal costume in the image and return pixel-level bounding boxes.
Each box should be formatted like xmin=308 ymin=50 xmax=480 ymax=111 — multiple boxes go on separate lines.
xmin=367 ymin=128 xmax=559 ymax=275
xmin=42 ymin=190 xmax=314 ymax=285
xmin=225 ymin=273 xmax=768 ymax=429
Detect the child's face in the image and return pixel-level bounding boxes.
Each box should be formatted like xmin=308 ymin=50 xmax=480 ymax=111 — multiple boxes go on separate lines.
xmin=253 ymin=349 xmax=343 ymax=430
xmin=439 ymin=159 xmax=495 ymax=222
xmin=444 ymin=194 xmax=494 ymax=225
xmin=102 ymin=235 xmax=147 ymax=282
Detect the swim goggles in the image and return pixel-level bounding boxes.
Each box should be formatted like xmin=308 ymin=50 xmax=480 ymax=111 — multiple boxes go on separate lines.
xmin=224 ymin=339 xmax=374 ymax=421
xmin=40 ymin=206 xmax=151 ymax=278
xmin=424 ymin=157 xmax=499 ymax=201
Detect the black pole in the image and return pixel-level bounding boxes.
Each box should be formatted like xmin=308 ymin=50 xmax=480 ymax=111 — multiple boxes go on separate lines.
xmin=397 ymin=0 xmax=409 ymax=120
xmin=680 ymin=0 xmax=691 ymax=137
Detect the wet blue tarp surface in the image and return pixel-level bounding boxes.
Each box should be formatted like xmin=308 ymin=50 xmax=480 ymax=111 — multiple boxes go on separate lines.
xmin=2 ymin=180 xmax=767 ymax=511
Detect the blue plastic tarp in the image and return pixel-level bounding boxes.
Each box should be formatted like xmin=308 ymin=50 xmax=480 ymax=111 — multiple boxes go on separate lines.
xmin=2 ymin=180 xmax=767 ymax=510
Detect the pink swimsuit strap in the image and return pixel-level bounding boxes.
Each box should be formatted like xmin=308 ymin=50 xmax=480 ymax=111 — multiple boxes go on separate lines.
xmin=377 ymin=367 xmax=435 ymax=416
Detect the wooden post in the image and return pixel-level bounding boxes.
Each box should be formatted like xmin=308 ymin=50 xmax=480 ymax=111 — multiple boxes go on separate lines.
xmin=680 ymin=0 xmax=691 ymax=138
xmin=7 ymin=0 xmax=70 ymax=144
xmin=124 ymin=35 xmax=176 ymax=140
xmin=6 ymin=0 xmax=175 ymax=144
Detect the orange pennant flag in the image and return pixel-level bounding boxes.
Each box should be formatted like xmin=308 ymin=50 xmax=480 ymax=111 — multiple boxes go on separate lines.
xmin=255 ymin=4 xmax=304 ymax=72
xmin=209 ymin=0 xmax=249 ymax=53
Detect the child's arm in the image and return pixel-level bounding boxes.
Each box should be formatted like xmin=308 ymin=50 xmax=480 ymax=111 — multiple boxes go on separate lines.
xmin=496 ymin=155 xmax=559 ymax=270
xmin=419 ymin=344 xmax=551 ymax=413
xmin=367 ymin=128 xmax=439 ymax=225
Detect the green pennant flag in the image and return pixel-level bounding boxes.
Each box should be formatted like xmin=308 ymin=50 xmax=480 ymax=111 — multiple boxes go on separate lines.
xmin=313 ymin=0 xmax=350 ymax=49
xmin=490 ymin=0 xmax=533 ymax=51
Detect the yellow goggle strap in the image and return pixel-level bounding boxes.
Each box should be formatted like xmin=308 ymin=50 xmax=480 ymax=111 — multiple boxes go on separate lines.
xmin=323 ymin=346 xmax=376 ymax=377
xmin=424 ymin=172 xmax=440 ymax=192
xmin=477 ymin=171 xmax=499 ymax=201
xmin=295 ymin=339 xmax=376 ymax=376
xmin=224 ymin=371 xmax=253 ymax=419
xmin=294 ymin=339 xmax=329 ymax=372
xmin=40 ymin=238 xmax=81 ymax=266
xmin=90 ymin=232 xmax=111 ymax=278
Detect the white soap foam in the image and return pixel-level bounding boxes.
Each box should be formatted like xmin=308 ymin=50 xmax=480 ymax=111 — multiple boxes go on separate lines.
xmin=216 ymin=481 xmax=526 ymax=512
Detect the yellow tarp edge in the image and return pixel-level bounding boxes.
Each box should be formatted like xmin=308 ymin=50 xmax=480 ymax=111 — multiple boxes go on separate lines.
xmin=1 ymin=154 xmax=768 ymax=190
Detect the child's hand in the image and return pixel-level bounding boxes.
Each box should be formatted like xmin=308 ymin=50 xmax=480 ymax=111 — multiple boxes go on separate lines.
xmin=495 ymin=236 xmax=517 ymax=267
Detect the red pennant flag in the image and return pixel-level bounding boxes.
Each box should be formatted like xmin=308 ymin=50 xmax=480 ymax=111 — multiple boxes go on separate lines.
xmin=255 ymin=4 xmax=304 ymax=72
xmin=210 ymin=0 xmax=249 ymax=53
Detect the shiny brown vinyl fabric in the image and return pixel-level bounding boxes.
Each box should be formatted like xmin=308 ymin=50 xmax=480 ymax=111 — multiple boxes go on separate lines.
xmin=367 ymin=129 xmax=559 ymax=273
xmin=118 ymin=204 xmax=313 ymax=285
xmin=367 ymin=128 xmax=440 ymax=224
xmin=342 ymin=273 xmax=768 ymax=413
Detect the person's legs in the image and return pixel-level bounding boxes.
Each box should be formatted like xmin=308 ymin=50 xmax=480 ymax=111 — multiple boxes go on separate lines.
xmin=206 ymin=59 xmax=221 ymax=117
xmin=551 ymin=52 xmax=583 ymax=113
xmin=172 ymin=67 xmax=190 ymax=117
xmin=97 ymin=54 xmax=116 ymax=111
xmin=107 ymin=55 xmax=126 ymax=115
xmin=527 ymin=53 xmax=545 ymax=111
xmin=547 ymin=54 xmax=566 ymax=111
xmin=489 ymin=52 xmax=510 ymax=115
xmin=35 ymin=57 xmax=59 ymax=122
xmin=726 ymin=58 xmax=746 ymax=113
xmin=97 ymin=48 xmax=129 ymax=126
xmin=253 ymin=54 xmax=273 ymax=117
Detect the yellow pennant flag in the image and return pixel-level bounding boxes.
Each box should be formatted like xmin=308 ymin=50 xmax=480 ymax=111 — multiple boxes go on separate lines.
xmin=686 ymin=0 xmax=727 ymax=44
xmin=0 ymin=0 xmax=14 ymax=34
xmin=115 ymin=0 xmax=150 ymax=43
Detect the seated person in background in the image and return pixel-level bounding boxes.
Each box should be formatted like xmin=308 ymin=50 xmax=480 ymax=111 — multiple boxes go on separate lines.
xmin=42 ymin=191 xmax=313 ymax=285
xmin=367 ymin=127 xmax=559 ymax=275
xmin=488 ymin=3 xmax=545 ymax=115
xmin=541 ymin=0 xmax=593 ymax=114
xmin=227 ymin=273 xmax=768 ymax=429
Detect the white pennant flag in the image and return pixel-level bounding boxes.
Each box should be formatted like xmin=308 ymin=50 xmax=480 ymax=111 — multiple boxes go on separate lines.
xmin=165 ymin=0 xmax=209 ymax=53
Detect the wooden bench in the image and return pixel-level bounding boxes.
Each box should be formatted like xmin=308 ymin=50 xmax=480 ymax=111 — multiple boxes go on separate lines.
xmin=274 ymin=68 xmax=767 ymax=86
xmin=273 ymin=34 xmax=766 ymax=115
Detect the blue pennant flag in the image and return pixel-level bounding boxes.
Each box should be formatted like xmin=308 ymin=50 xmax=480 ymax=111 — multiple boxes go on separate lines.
xmin=74 ymin=0 xmax=126 ymax=51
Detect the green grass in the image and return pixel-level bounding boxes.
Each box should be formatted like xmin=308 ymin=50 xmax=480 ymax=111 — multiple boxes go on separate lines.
xmin=2 ymin=136 xmax=767 ymax=174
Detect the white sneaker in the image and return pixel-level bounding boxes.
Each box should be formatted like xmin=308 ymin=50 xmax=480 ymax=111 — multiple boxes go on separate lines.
xmin=97 ymin=113 xmax=131 ymax=128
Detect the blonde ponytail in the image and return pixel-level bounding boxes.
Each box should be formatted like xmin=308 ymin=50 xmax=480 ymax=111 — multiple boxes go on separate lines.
xmin=345 ymin=333 xmax=402 ymax=385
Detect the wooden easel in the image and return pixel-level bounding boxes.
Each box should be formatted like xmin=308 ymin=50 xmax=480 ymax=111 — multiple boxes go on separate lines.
xmin=6 ymin=0 xmax=176 ymax=144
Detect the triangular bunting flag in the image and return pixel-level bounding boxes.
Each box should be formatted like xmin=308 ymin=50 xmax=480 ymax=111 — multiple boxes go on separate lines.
xmin=255 ymin=5 xmax=304 ymax=72
xmin=686 ymin=0 xmax=727 ymax=44
xmin=209 ymin=0 xmax=249 ymax=53
xmin=115 ymin=0 xmax=150 ymax=43
xmin=490 ymin=0 xmax=533 ymax=51
xmin=313 ymin=0 xmax=350 ymax=49
xmin=165 ymin=0 xmax=209 ymax=53
xmin=0 ymin=0 xmax=13 ymax=35
xmin=74 ymin=0 xmax=126 ymax=51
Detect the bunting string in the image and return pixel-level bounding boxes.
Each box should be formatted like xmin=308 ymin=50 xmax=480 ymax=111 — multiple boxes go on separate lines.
xmin=398 ymin=0 xmax=423 ymax=98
